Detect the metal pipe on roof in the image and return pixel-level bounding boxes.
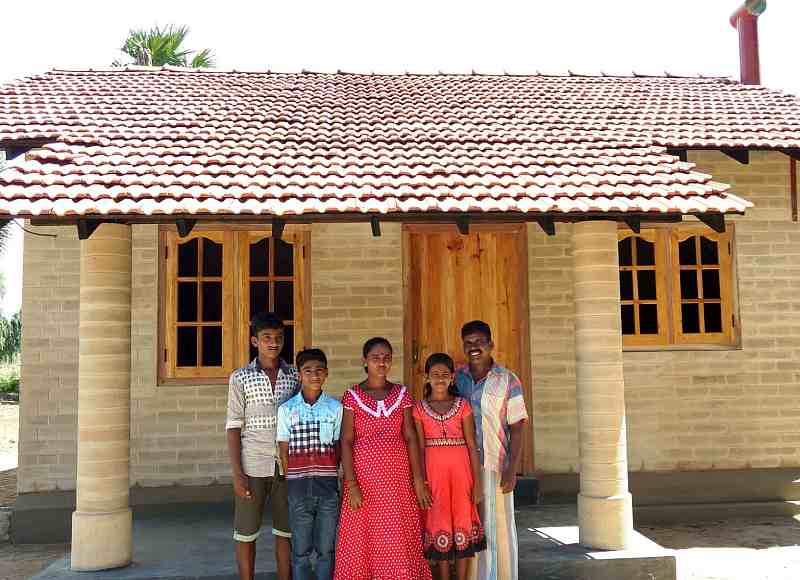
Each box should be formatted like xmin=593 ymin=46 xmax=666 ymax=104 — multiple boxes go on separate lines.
xmin=730 ymin=0 xmax=766 ymax=85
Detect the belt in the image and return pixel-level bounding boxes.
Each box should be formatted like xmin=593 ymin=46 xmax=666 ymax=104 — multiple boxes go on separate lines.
xmin=425 ymin=438 xmax=466 ymax=447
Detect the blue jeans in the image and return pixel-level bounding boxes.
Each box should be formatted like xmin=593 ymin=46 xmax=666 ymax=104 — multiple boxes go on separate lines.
xmin=287 ymin=478 xmax=340 ymax=580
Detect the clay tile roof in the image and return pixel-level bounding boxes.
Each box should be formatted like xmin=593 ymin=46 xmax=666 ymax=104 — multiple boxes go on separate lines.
xmin=4 ymin=67 xmax=797 ymax=218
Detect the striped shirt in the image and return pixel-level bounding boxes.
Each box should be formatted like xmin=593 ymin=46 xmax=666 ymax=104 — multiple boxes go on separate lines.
xmin=276 ymin=391 xmax=342 ymax=480
xmin=456 ymin=363 xmax=528 ymax=473
xmin=225 ymin=358 xmax=300 ymax=478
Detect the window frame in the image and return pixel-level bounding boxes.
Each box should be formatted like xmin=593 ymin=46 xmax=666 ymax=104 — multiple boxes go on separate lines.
xmin=157 ymin=224 xmax=312 ymax=386
xmin=618 ymin=223 xmax=740 ymax=350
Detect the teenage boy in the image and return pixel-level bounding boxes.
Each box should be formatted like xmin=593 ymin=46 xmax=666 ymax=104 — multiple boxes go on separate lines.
xmin=277 ymin=348 xmax=342 ymax=580
xmin=455 ymin=320 xmax=528 ymax=580
xmin=226 ymin=312 xmax=299 ymax=580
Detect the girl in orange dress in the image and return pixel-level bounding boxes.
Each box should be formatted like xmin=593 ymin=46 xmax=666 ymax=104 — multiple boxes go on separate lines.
xmin=413 ymin=353 xmax=486 ymax=580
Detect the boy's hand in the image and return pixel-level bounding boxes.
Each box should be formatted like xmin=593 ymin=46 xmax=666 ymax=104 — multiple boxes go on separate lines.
xmin=500 ymin=466 xmax=517 ymax=494
xmin=472 ymin=478 xmax=483 ymax=504
xmin=233 ymin=473 xmax=252 ymax=499
xmin=414 ymin=478 xmax=433 ymax=510
xmin=348 ymin=484 xmax=363 ymax=510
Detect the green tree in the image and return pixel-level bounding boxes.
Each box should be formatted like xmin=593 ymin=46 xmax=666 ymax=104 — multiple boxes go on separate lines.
xmin=113 ymin=25 xmax=214 ymax=68
xmin=0 ymin=311 xmax=20 ymax=364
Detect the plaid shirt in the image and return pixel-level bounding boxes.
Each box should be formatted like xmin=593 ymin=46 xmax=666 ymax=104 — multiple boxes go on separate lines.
xmin=456 ymin=363 xmax=528 ymax=473
xmin=226 ymin=358 xmax=300 ymax=477
xmin=277 ymin=391 xmax=342 ymax=481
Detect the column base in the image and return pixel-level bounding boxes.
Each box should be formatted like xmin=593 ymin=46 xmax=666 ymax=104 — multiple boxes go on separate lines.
xmin=71 ymin=508 xmax=132 ymax=571
xmin=578 ymin=492 xmax=633 ymax=550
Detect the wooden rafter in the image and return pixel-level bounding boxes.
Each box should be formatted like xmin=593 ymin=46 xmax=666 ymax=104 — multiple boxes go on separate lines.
xmin=721 ymin=148 xmax=749 ymax=165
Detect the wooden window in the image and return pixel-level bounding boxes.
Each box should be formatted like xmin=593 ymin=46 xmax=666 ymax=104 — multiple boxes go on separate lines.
xmin=618 ymin=226 xmax=737 ymax=348
xmin=160 ymin=227 xmax=310 ymax=383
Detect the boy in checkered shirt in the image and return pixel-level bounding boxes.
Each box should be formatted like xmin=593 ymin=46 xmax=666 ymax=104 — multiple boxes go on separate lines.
xmin=277 ymin=348 xmax=342 ymax=580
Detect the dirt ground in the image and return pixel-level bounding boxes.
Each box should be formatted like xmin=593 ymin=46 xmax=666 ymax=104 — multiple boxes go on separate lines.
xmin=643 ymin=518 xmax=800 ymax=580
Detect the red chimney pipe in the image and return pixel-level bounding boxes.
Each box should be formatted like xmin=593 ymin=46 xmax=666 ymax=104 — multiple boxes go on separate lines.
xmin=730 ymin=0 xmax=766 ymax=85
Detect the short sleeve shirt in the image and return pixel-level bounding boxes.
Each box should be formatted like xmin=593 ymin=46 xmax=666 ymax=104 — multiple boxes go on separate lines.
xmin=225 ymin=358 xmax=300 ymax=477
xmin=276 ymin=391 xmax=343 ymax=481
xmin=455 ymin=363 xmax=528 ymax=473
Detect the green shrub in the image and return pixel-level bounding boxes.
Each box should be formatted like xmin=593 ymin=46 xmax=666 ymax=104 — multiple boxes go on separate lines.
xmin=0 ymin=364 xmax=19 ymax=393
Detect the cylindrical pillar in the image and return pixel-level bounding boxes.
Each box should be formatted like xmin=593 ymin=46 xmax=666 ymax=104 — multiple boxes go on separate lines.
xmin=572 ymin=221 xmax=633 ymax=550
xmin=71 ymin=223 xmax=133 ymax=571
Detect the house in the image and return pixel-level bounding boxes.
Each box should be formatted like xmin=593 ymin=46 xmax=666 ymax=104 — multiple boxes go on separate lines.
xmin=2 ymin=39 xmax=800 ymax=571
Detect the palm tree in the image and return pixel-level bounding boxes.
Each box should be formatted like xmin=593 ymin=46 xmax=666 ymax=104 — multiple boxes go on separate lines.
xmin=113 ymin=25 xmax=214 ymax=68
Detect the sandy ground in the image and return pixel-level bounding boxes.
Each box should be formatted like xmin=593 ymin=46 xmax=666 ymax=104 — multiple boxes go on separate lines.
xmin=0 ymin=403 xmax=18 ymax=473
xmin=1 ymin=406 xmax=800 ymax=579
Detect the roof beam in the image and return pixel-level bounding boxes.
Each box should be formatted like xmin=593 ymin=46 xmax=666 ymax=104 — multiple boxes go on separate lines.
xmin=77 ymin=220 xmax=102 ymax=240
xmin=721 ymin=148 xmax=749 ymax=165
xmin=783 ymin=149 xmax=800 ymax=162
xmin=666 ymin=148 xmax=688 ymax=162
xmin=696 ymin=213 xmax=726 ymax=233
xmin=175 ymin=218 xmax=196 ymax=238
xmin=272 ymin=217 xmax=286 ymax=240
xmin=534 ymin=216 xmax=556 ymax=236
xmin=370 ymin=216 xmax=381 ymax=237
xmin=456 ymin=215 xmax=470 ymax=235
xmin=623 ymin=217 xmax=641 ymax=234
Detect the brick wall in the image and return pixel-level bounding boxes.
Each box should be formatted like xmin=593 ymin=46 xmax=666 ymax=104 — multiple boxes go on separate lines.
xmin=527 ymin=222 xmax=578 ymax=473
xmin=18 ymin=225 xmax=79 ymax=493
xmin=529 ymin=151 xmax=800 ymax=474
xmin=310 ymin=222 xmax=405 ymax=396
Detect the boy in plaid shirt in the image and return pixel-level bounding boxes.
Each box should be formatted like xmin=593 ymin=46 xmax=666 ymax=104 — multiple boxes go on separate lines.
xmin=277 ymin=348 xmax=342 ymax=580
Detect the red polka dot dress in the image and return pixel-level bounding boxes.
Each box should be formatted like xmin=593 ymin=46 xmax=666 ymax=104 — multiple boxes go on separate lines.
xmin=334 ymin=384 xmax=432 ymax=580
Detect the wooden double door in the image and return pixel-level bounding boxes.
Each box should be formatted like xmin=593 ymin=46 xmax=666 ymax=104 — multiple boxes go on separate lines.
xmin=403 ymin=224 xmax=533 ymax=472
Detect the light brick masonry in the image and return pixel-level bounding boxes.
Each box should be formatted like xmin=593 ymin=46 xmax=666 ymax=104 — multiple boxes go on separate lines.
xmin=16 ymin=151 xmax=800 ymax=493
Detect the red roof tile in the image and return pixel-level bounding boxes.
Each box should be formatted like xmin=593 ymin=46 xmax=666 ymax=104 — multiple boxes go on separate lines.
xmin=3 ymin=67 xmax=792 ymax=218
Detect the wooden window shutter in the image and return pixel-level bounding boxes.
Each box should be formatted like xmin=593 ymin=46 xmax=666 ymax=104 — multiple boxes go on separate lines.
xmin=670 ymin=228 xmax=735 ymax=346
xmin=162 ymin=230 xmax=235 ymax=379
xmin=618 ymin=229 xmax=670 ymax=347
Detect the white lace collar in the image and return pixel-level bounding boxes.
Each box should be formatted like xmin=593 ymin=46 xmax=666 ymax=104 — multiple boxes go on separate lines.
xmin=348 ymin=385 xmax=406 ymax=418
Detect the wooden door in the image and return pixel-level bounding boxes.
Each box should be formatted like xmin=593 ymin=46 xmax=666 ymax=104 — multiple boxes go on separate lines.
xmin=403 ymin=224 xmax=534 ymax=473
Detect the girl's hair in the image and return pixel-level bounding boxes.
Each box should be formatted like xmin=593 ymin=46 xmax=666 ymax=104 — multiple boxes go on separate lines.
xmin=362 ymin=337 xmax=393 ymax=373
xmin=424 ymin=352 xmax=459 ymax=399
xmin=362 ymin=337 xmax=393 ymax=358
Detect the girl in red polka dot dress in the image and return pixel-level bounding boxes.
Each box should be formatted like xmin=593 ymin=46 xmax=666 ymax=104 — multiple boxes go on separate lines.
xmin=334 ymin=337 xmax=433 ymax=580
xmin=413 ymin=353 xmax=486 ymax=580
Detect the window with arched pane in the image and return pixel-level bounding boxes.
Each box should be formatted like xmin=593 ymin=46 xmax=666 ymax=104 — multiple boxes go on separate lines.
xmin=618 ymin=226 xmax=738 ymax=348
xmin=159 ymin=227 xmax=310 ymax=383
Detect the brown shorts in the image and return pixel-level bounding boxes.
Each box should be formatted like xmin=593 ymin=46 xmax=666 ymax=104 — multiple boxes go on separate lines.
xmin=233 ymin=469 xmax=291 ymax=542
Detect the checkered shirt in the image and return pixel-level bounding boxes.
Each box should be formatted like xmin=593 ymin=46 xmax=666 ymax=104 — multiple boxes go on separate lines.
xmin=226 ymin=358 xmax=300 ymax=477
xmin=277 ymin=391 xmax=342 ymax=480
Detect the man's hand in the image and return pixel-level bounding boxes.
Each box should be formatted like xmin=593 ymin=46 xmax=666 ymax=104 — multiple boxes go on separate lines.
xmin=233 ymin=472 xmax=252 ymax=499
xmin=500 ymin=466 xmax=517 ymax=494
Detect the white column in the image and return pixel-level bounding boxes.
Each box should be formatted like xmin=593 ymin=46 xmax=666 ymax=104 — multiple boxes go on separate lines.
xmin=71 ymin=223 xmax=133 ymax=571
xmin=572 ymin=221 xmax=633 ymax=550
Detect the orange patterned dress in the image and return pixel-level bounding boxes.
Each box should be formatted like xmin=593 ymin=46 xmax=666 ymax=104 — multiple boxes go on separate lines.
xmin=413 ymin=397 xmax=486 ymax=561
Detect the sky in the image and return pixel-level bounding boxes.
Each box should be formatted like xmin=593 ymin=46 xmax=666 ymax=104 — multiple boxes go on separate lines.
xmin=0 ymin=0 xmax=797 ymax=315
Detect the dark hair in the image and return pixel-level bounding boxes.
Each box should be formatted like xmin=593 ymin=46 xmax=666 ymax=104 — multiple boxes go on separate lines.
xmin=296 ymin=348 xmax=327 ymax=369
xmin=424 ymin=352 xmax=459 ymax=398
xmin=250 ymin=312 xmax=285 ymax=338
xmin=362 ymin=337 xmax=393 ymax=373
xmin=461 ymin=320 xmax=492 ymax=341
xmin=362 ymin=337 xmax=393 ymax=358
